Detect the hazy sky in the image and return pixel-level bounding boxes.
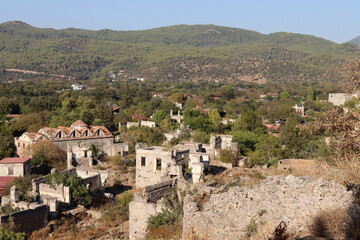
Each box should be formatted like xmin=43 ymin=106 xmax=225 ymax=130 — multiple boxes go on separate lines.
xmin=1 ymin=0 xmax=359 ymax=43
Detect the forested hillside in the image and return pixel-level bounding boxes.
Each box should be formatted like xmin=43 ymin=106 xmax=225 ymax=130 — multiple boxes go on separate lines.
xmin=350 ymin=36 xmax=360 ymax=47
xmin=0 ymin=21 xmax=359 ymax=82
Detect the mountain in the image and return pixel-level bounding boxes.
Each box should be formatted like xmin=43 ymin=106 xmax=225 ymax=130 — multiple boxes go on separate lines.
xmin=350 ymin=36 xmax=360 ymax=47
xmin=0 ymin=21 xmax=359 ymax=83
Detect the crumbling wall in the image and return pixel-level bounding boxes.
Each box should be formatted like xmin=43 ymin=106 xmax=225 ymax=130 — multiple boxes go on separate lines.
xmin=54 ymin=137 xmax=128 ymax=157
xmin=0 ymin=205 xmax=48 ymax=234
xmin=76 ymin=169 xmax=108 ymax=188
xmin=144 ymin=179 xmax=175 ymax=203
xmin=328 ymin=92 xmax=358 ymax=106
xmin=135 ymin=147 xmax=184 ymax=188
xmin=38 ymin=183 xmax=70 ymax=203
xmin=210 ymin=134 xmax=238 ymax=160
xmin=182 ymin=175 xmax=356 ymax=239
xmin=129 ymin=179 xmax=177 ymax=239
xmin=129 ymin=194 xmax=164 ymax=240
xmin=81 ymin=174 xmax=102 ymax=192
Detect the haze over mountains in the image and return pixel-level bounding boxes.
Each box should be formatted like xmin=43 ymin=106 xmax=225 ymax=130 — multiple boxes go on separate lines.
xmin=0 ymin=21 xmax=359 ymax=83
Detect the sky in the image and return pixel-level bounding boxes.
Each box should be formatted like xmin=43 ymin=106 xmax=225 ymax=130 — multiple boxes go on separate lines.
xmin=0 ymin=0 xmax=359 ymax=43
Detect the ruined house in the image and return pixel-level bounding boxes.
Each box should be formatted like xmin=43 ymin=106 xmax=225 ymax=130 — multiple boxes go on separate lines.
xmin=328 ymin=92 xmax=359 ymax=106
xmin=135 ymin=146 xmax=188 ymax=188
xmin=15 ymin=120 xmax=128 ymax=160
xmin=129 ymin=180 xmax=176 ymax=240
xmin=170 ymin=109 xmax=183 ymax=123
xmin=120 ymin=120 xmax=156 ymax=129
xmin=209 ymin=134 xmax=238 ymax=160
xmin=1 ymin=186 xmax=49 ymax=234
xmin=174 ymin=142 xmax=210 ymax=183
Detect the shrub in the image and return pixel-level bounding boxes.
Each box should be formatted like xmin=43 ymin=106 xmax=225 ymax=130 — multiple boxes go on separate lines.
xmin=0 ymin=225 xmax=26 ymax=240
xmin=146 ymin=190 xmax=183 ymax=239
xmin=219 ymin=149 xmax=235 ymax=164
xmin=268 ymin=221 xmax=289 ymax=240
xmin=46 ymin=171 xmax=92 ymax=206
xmin=101 ymin=191 xmax=134 ymax=222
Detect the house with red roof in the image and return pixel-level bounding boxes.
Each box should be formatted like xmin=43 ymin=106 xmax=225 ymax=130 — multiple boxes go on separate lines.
xmin=0 ymin=157 xmax=31 ymax=196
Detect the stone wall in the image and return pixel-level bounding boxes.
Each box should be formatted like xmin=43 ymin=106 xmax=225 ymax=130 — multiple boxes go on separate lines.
xmin=328 ymin=92 xmax=358 ymax=106
xmin=182 ymin=175 xmax=355 ymax=239
xmin=144 ymin=179 xmax=176 ymax=203
xmin=209 ymin=134 xmax=238 ymax=160
xmin=38 ymin=183 xmax=71 ymax=203
xmin=135 ymin=147 xmax=185 ymax=188
xmin=76 ymin=168 xmax=108 ymax=188
xmin=129 ymin=194 xmax=164 ymax=240
xmin=0 ymin=162 xmax=29 ymax=177
xmin=0 ymin=205 xmax=48 ymax=234
xmin=54 ymin=137 xmax=128 ymax=158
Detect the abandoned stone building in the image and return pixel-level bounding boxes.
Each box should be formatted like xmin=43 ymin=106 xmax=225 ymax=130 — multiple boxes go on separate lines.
xmin=15 ymin=120 xmax=128 ymax=160
xmin=328 ymin=92 xmax=359 ymax=106
xmin=209 ymin=134 xmax=238 ymax=159
xmin=120 ymin=120 xmax=156 ymax=129
xmin=170 ymin=109 xmax=183 ymax=123
xmin=174 ymin=142 xmax=210 ymax=183
xmin=135 ymin=146 xmax=188 ymax=188
xmin=129 ymin=180 xmax=176 ymax=239
xmin=1 ymin=186 xmax=49 ymax=234
xmin=0 ymin=165 xmax=108 ymax=234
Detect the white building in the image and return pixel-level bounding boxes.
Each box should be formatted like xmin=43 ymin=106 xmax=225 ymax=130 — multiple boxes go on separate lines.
xmin=71 ymin=83 xmax=84 ymax=91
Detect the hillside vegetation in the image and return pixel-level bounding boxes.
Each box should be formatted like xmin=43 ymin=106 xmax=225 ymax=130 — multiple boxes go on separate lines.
xmin=0 ymin=21 xmax=359 ymax=82
xmin=350 ymin=36 xmax=360 ymax=47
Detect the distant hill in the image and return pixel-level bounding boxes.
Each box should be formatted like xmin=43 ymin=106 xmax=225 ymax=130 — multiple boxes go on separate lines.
xmin=350 ymin=36 xmax=360 ymax=47
xmin=0 ymin=21 xmax=359 ymax=83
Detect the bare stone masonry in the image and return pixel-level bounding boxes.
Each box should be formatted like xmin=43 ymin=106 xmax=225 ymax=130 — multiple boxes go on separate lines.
xmin=182 ymin=175 xmax=358 ymax=239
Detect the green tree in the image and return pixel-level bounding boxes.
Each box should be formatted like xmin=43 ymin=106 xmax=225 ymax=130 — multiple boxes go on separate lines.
xmin=280 ymin=92 xmax=290 ymax=99
xmin=307 ymin=86 xmax=314 ymax=101
xmin=0 ymin=225 xmax=27 ymax=240
xmin=233 ymin=108 xmax=263 ymax=132
xmin=191 ymin=130 xmax=210 ymax=144
xmin=0 ymin=98 xmax=11 ymax=115
xmin=47 ymin=171 xmax=92 ymax=206
xmin=209 ymin=110 xmax=222 ymax=132
xmin=152 ymin=110 xmax=167 ymax=125
xmin=280 ymin=117 xmax=301 ymax=158
xmin=249 ymin=135 xmax=282 ymax=165
xmin=183 ymin=110 xmax=212 ymax=133
xmin=0 ymin=135 xmax=15 ymax=159
xmin=232 ymin=131 xmax=259 ymax=156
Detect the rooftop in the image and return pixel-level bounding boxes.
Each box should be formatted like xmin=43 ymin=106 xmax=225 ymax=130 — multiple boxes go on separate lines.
xmin=0 ymin=157 xmax=31 ymax=164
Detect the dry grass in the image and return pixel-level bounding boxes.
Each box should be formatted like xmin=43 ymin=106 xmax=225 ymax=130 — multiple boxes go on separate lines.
xmin=309 ymin=207 xmax=360 ymax=240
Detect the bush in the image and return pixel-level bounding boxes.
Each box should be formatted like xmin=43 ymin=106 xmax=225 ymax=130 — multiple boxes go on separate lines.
xmin=46 ymin=171 xmax=92 ymax=206
xmin=0 ymin=225 xmax=26 ymax=240
xmin=191 ymin=130 xmax=210 ymax=144
xmin=146 ymin=190 xmax=183 ymax=239
xmin=268 ymin=221 xmax=289 ymax=240
xmin=101 ymin=191 xmax=134 ymax=222
xmin=219 ymin=149 xmax=235 ymax=164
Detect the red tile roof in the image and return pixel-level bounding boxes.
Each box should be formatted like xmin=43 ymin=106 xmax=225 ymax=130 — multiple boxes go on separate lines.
xmin=0 ymin=177 xmax=17 ymax=188
xmin=132 ymin=114 xmax=147 ymax=121
xmin=71 ymin=120 xmax=89 ymax=128
xmin=0 ymin=157 xmax=31 ymax=164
